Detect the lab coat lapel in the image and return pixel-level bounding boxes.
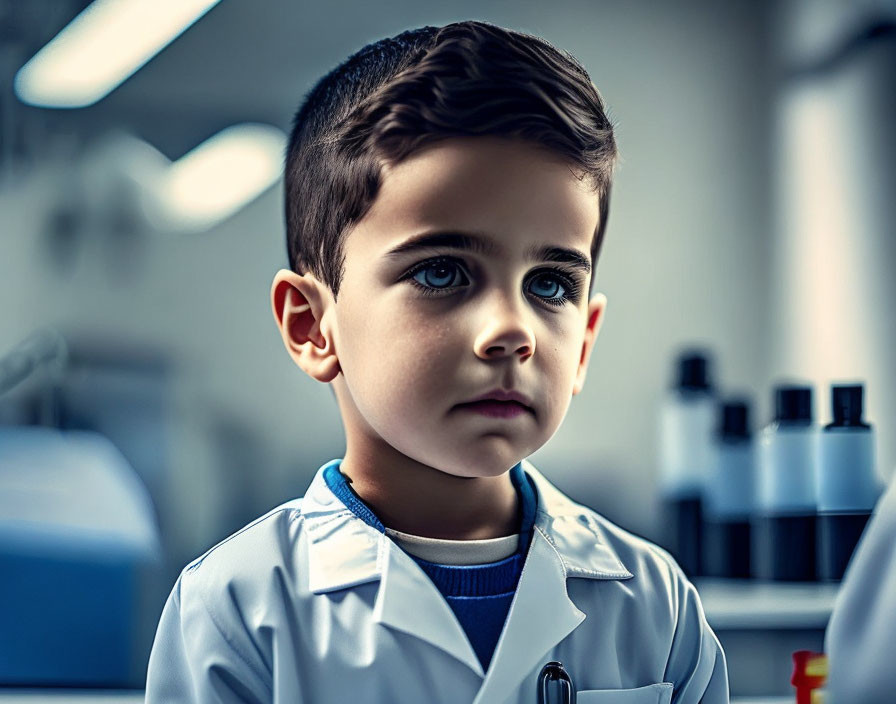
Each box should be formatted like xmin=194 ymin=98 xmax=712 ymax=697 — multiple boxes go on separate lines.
xmin=304 ymin=461 xmax=484 ymax=676
xmin=373 ymin=536 xmax=485 ymax=677
xmin=471 ymin=524 xmax=585 ymax=704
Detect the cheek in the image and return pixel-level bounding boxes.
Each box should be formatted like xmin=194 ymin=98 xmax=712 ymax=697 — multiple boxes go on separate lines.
xmin=543 ymin=331 xmax=584 ymax=395
xmin=346 ymin=305 xmax=456 ymax=396
xmin=386 ymin=326 xmax=458 ymax=393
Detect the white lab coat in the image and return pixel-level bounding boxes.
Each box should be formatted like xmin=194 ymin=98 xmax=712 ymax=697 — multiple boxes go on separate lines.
xmin=145 ymin=458 xmax=728 ymax=703
xmin=824 ymin=470 xmax=896 ymax=704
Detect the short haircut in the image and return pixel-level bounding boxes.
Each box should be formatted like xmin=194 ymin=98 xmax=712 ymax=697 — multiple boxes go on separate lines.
xmin=284 ymin=20 xmax=618 ymax=301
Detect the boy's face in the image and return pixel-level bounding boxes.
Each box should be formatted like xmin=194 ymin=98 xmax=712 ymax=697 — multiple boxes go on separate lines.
xmin=272 ymin=136 xmax=606 ymax=481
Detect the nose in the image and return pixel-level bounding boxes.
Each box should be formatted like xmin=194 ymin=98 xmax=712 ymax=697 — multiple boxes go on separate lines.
xmin=472 ymin=290 xmax=536 ymax=361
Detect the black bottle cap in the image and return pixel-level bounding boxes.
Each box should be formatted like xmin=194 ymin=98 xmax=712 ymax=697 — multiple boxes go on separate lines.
xmin=831 ymin=384 xmax=864 ymax=426
xmin=719 ymin=400 xmax=750 ymax=439
xmin=774 ymin=385 xmax=812 ymax=422
xmin=675 ymin=351 xmax=712 ymax=391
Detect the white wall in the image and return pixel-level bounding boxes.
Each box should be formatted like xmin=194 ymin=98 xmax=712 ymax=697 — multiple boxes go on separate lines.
xmin=770 ymin=0 xmax=896 ymax=486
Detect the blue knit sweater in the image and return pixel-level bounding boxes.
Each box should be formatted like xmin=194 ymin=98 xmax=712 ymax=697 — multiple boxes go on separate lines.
xmin=323 ymin=461 xmax=538 ymax=672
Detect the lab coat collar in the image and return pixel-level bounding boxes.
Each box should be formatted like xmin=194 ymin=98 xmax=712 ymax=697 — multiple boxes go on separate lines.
xmin=301 ymin=458 xmax=633 ymax=588
xmin=300 ymin=457 xmax=634 ymax=692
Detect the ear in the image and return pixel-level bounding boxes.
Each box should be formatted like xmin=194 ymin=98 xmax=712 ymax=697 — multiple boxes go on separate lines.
xmin=571 ymin=292 xmax=607 ymax=396
xmin=270 ymin=269 xmax=341 ymax=383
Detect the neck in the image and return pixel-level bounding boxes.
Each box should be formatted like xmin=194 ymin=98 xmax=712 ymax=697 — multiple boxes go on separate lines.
xmin=339 ymin=452 xmax=519 ymax=540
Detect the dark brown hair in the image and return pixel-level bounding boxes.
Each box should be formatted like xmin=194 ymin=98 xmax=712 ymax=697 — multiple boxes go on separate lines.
xmin=284 ymin=20 xmax=617 ymax=300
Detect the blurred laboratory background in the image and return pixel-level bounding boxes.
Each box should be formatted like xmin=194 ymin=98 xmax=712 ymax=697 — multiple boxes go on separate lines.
xmin=1 ymin=0 xmax=894 ymax=700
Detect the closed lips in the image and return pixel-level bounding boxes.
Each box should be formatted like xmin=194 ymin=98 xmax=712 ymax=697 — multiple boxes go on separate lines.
xmin=458 ymin=398 xmax=534 ymax=415
xmin=461 ymin=389 xmax=534 ymax=407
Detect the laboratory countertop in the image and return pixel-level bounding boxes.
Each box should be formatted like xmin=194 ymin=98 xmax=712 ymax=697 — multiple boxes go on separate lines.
xmin=0 ymin=692 xmax=792 ymax=703
xmin=694 ymin=577 xmax=841 ymax=630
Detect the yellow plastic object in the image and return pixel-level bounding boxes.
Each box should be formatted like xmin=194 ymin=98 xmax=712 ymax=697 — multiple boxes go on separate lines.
xmin=806 ymin=653 xmax=828 ymax=678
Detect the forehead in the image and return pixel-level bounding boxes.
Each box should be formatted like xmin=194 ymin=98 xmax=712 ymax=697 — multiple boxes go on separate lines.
xmin=348 ymin=136 xmax=600 ymax=260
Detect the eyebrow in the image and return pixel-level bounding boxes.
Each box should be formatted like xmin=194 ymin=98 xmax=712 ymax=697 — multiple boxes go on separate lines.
xmin=383 ymin=230 xmax=592 ymax=276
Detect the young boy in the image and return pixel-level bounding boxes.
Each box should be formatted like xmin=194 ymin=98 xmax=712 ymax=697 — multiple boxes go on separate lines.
xmin=146 ymin=20 xmax=728 ymax=703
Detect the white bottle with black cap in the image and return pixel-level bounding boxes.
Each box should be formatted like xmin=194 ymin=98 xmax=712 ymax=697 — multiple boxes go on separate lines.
xmin=754 ymin=384 xmax=817 ymax=581
xmin=816 ymin=383 xmax=881 ymax=581
xmin=658 ymin=350 xmax=716 ymax=577
xmin=703 ymin=398 xmax=755 ymax=579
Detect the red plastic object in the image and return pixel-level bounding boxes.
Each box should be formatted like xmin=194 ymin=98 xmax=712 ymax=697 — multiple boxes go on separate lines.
xmin=791 ymin=650 xmax=828 ymax=704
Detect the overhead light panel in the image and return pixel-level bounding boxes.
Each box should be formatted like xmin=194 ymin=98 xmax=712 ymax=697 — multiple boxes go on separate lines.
xmin=158 ymin=124 xmax=286 ymax=231
xmin=15 ymin=0 xmax=221 ymax=108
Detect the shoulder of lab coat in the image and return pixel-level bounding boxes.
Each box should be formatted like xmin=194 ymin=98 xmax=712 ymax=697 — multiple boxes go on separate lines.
xmin=144 ymin=503 xmax=296 ymax=702
xmin=145 ymin=458 xmax=727 ymax=703
xmin=825 ymin=471 xmax=896 ymax=704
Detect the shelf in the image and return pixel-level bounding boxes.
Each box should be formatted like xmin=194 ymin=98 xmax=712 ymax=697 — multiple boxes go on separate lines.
xmin=694 ymin=577 xmax=840 ymax=630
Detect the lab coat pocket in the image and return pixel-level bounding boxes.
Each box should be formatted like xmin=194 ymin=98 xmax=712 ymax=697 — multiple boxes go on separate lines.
xmin=575 ymin=682 xmax=673 ymax=704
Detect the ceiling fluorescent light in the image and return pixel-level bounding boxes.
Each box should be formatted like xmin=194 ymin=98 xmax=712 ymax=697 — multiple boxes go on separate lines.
xmin=159 ymin=124 xmax=286 ymax=231
xmin=15 ymin=0 xmax=221 ymax=108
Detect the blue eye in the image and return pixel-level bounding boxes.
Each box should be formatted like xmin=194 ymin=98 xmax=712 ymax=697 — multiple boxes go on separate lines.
xmin=529 ymin=275 xmax=563 ymax=300
xmin=411 ymin=260 xmax=468 ymax=290
xmin=403 ymin=256 xmax=579 ymax=308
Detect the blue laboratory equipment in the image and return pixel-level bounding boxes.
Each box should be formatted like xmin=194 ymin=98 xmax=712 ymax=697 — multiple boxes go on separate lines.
xmin=0 ymin=425 xmax=162 ymax=685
